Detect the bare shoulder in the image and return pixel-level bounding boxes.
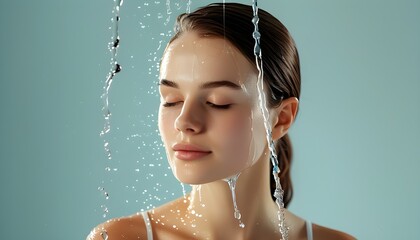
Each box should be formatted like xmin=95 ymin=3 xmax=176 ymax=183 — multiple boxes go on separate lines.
xmin=313 ymin=223 xmax=356 ymax=240
xmin=86 ymin=213 xmax=148 ymax=240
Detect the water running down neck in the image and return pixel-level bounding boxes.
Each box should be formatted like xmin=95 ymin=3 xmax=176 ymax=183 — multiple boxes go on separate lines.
xmin=224 ymin=173 xmax=245 ymax=228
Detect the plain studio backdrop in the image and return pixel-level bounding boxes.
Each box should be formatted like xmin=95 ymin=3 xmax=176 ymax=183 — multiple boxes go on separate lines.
xmin=1 ymin=0 xmax=419 ymax=239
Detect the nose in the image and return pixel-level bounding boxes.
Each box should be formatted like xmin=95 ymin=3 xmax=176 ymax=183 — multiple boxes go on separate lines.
xmin=174 ymin=100 xmax=204 ymax=134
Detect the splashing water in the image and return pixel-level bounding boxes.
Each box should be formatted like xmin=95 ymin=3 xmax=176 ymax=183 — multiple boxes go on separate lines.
xmin=224 ymin=174 xmax=245 ymax=228
xmin=251 ymin=1 xmax=288 ymax=239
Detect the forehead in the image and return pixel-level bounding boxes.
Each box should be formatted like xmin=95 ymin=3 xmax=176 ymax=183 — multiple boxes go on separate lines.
xmin=160 ymin=31 xmax=256 ymax=84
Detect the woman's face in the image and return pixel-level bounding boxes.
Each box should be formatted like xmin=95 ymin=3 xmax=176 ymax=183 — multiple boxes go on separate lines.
xmin=158 ymin=31 xmax=268 ymax=184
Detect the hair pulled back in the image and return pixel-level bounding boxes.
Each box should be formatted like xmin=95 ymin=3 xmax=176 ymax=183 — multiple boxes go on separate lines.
xmin=168 ymin=3 xmax=301 ymax=208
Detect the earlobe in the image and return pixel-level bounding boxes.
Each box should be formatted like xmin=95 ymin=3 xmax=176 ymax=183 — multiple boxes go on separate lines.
xmin=271 ymin=97 xmax=299 ymax=141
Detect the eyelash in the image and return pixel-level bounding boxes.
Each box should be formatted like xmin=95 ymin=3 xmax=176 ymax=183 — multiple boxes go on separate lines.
xmin=162 ymin=102 xmax=231 ymax=110
xmin=207 ymin=102 xmax=232 ymax=109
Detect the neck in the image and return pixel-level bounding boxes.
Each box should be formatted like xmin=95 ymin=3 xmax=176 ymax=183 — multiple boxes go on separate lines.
xmin=185 ymin=152 xmax=281 ymax=239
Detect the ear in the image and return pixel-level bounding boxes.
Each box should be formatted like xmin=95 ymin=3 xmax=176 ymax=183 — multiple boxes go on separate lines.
xmin=271 ymin=97 xmax=299 ymax=141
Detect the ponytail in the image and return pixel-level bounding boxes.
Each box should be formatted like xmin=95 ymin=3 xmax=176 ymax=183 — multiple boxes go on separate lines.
xmin=271 ymin=133 xmax=293 ymax=208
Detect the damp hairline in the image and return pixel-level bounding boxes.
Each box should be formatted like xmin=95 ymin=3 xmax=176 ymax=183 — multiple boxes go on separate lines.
xmin=169 ymin=29 xmax=257 ymax=68
xmin=162 ymin=31 xmax=271 ymax=100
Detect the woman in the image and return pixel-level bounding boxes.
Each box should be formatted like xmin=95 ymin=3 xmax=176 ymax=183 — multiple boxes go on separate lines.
xmin=88 ymin=3 xmax=355 ymax=240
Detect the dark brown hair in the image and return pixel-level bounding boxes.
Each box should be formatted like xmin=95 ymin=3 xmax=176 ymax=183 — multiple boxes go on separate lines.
xmin=169 ymin=3 xmax=301 ymax=207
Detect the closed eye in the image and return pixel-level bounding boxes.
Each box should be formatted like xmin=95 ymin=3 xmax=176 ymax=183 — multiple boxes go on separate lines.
xmin=162 ymin=102 xmax=181 ymax=107
xmin=162 ymin=101 xmax=232 ymax=109
xmin=206 ymin=102 xmax=232 ymax=109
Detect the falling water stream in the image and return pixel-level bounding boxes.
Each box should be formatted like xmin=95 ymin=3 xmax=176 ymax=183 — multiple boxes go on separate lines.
xmin=220 ymin=1 xmax=288 ymax=239
xmin=251 ymin=1 xmax=288 ymax=239
xmin=98 ymin=0 xmax=123 ymax=225
xmin=225 ymin=173 xmax=245 ymax=228
xmin=100 ymin=0 xmax=123 ymax=151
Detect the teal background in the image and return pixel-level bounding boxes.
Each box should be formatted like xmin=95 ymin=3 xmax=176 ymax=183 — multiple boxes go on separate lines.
xmin=1 ymin=0 xmax=419 ymax=239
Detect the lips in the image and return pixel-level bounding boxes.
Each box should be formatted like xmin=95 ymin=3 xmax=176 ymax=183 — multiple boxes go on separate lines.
xmin=172 ymin=143 xmax=211 ymax=160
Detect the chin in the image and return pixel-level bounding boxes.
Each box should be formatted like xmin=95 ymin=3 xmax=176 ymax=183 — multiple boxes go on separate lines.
xmin=173 ymin=173 xmax=215 ymax=185
xmin=171 ymin=168 xmax=222 ymax=185
xmin=168 ymin=156 xmax=249 ymax=185
xmin=173 ymin=169 xmax=242 ymax=186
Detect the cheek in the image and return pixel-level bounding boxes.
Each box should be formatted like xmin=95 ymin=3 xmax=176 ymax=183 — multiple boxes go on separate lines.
xmin=213 ymin=110 xmax=254 ymax=164
xmin=158 ymin=108 xmax=175 ymax=143
xmin=249 ymin=110 xmax=268 ymax=162
xmin=215 ymin=109 xmax=267 ymax=167
xmin=158 ymin=108 xmax=178 ymax=169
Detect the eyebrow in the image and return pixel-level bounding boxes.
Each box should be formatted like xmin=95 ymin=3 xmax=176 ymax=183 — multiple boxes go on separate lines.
xmin=159 ymin=79 xmax=241 ymax=90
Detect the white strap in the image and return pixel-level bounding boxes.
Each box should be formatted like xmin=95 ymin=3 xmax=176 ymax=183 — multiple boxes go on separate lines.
xmin=306 ymin=220 xmax=313 ymax=240
xmin=141 ymin=212 xmax=153 ymax=240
